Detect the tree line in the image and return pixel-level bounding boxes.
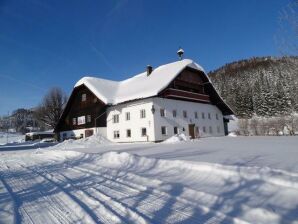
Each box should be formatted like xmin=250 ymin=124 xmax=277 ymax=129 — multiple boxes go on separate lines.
xmin=208 ymin=56 xmax=298 ymax=135
xmin=0 ymin=87 xmax=67 ymax=134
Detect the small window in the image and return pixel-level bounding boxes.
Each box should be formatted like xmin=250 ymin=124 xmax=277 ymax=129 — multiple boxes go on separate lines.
xmin=173 ymin=110 xmax=177 ymax=117
xmin=125 ymin=112 xmax=130 ymax=121
xmin=93 ymin=97 xmax=98 ymax=103
xmin=209 ymin=126 xmax=213 ymax=134
xmin=203 ymin=126 xmax=206 ymax=133
xmin=182 ymin=127 xmax=185 ymax=131
xmin=113 ymin=114 xmax=119 ymax=123
xmin=161 ymin=126 xmax=167 ymax=135
xmin=217 ymin=126 xmax=220 ymax=133
xmin=160 ymin=109 xmax=165 ymax=117
xmin=82 ymin=93 xmax=87 ymax=102
xmin=72 ymin=118 xmax=76 ymax=125
xmin=113 ymin=130 xmax=120 ymax=139
xmin=126 ymin=129 xmax=131 ymax=138
xmin=174 ymin=126 xmax=178 ymax=134
xmin=140 ymin=109 xmax=146 ymax=118
xmin=216 ymin=114 xmax=219 ymax=120
xmin=80 ymin=133 xmax=84 ymax=138
xmin=202 ymin=112 xmax=205 ymax=119
xmin=183 ymin=110 xmax=187 ymax=118
xmin=194 ymin=112 xmax=198 ymax=119
xmin=77 ymin=116 xmax=86 ymax=125
xmin=86 ymin=115 xmax=91 ymax=123
xmin=141 ymin=128 xmax=147 ymax=136
xmin=208 ymin=113 xmax=211 ymax=119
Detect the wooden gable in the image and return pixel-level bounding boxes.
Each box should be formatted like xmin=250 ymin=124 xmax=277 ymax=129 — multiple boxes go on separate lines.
xmin=158 ymin=67 xmax=233 ymax=115
xmin=55 ymin=84 xmax=107 ymax=132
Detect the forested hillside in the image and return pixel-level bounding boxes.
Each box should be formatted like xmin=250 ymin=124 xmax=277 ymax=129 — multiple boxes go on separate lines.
xmin=208 ymin=56 xmax=298 ymax=118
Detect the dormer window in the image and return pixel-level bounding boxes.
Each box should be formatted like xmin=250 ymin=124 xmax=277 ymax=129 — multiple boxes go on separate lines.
xmin=82 ymin=93 xmax=87 ymax=102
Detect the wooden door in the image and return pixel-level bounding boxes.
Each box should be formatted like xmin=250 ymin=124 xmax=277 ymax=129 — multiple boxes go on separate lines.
xmin=188 ymin=124 xmax=195 ymax=139
xmin=85 ymin=129 xmax=94 ymax=138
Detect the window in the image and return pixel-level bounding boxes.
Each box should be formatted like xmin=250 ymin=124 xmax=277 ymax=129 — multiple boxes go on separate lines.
xmin=126 ymin=129 xmax=131 ymax=138
xmin=202 ymin=112 xmax=205 ymax=119
xmin=216 ymin=114 xmax=219 ymax=120
xmin=141 ymin=128 xmax=147 ymax=136
xmin=113 ymin=114 xmax=119 ymax=123
xmin=82 ymin=93 xmax=87 ymax=102
xmin=86 ymin=115 xmax=91 ymax=123
xmin=194 ymin=112 xmax=198 ymax=119
xmin=174 ymin=126 xmax=178 ymax=134
xmin=208 ymin=113 xmax=211 ymax=119
xmin=140 ymin=109 xmax=146 ymax=118
xmin=203 ymin=126 xmax=206 ymax=133
xmin=160 ymin=109 xmax=165 ymax=117
xmin=173 ymin=110 xmax=177 ymax=117
xmin=77 ymin=116 xmax=85 ymax=125
xmin=209 ymin=126 xmax=213 ymax=134
xmin=72 ymin=118 xmax=76 ymax=125
xmin=161 ymin=126 xmax=167 ymax=135
xmin=80 ymin=134 xmax=84 ymax=138
xmin=113 ymin=130 xmax=120 ymax=139
xmin=183 ymin=110 xmax=187 ymax=118
xmin=125 ymin=112 xmax=130 ymax=121
xmin=217 ymin=126 xmax=220 ymax=133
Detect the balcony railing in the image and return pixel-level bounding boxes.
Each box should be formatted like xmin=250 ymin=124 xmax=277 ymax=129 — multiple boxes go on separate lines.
xmin=161 ymin=88 xmax=211 ymax=103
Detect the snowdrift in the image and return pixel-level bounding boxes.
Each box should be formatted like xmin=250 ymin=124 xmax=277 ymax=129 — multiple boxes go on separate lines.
xmin=1 ymin=137 xmax=298 ymax=223
xmin=163 ymin=133 xmax=190 ymax=143
xmin=52 ymin=133 xmax=111 ymax=150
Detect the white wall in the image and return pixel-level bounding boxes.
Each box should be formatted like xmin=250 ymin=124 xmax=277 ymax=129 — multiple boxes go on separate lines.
xmin=106 ymin=97 xmax=225 ymax=143
xmin=59 ymin=127 xmax=107 ymax=140
xmin=152 ymin=98 xmax=225 ymax=141
xmin=106 ymin=98 xmax=155 ymax=142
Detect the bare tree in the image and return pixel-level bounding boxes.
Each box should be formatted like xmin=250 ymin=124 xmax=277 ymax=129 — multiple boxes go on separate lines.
xmin=35 ymin=87 xmax=68 ymax=129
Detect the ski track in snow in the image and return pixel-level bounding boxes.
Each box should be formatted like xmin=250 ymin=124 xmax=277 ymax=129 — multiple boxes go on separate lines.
xmin=0 ymin=149 xmax=298 ymax=224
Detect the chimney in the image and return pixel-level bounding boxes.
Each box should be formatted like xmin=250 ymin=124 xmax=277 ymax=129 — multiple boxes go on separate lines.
xmin=177 ymin=47 xmax=184 ymax=60
xmin=146 ymin=65 xmax=153 ymax=76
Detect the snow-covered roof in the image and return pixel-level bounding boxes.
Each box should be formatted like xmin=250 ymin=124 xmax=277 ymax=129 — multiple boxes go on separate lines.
xmin=75 ymin=59 xmax=205 ymax=105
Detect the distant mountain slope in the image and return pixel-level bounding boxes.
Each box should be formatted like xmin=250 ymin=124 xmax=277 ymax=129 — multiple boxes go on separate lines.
xmin=208 ymin=56 xmax=298 ymax=118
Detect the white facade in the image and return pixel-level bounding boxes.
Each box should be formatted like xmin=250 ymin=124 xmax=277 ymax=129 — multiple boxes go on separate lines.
xmin=106 ymin=97 xmax=225 ymax=143
xmin=106 ymin=99 xmax=155 ymax=142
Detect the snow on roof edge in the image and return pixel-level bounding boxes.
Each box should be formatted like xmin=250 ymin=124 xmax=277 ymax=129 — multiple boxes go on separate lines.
xmin=74 ymin=59 xmax=205 ymax=105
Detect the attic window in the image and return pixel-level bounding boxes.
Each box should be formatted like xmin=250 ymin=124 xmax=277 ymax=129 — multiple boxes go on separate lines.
xmin=82 ymin=93 xmax=87 ymax=102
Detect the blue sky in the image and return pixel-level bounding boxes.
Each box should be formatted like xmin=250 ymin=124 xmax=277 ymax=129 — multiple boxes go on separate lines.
xmin=0 ymin=0 xmax=293 ymax=115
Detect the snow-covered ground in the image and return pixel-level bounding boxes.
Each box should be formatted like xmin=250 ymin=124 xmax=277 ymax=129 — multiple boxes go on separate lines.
xmin=0 ymin=132 xmax=24 ymax=145
xmin=0 ymin=136 xmax=298 ymax=223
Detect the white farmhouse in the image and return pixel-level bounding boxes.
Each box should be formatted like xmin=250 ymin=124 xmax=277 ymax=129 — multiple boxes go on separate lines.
xmin=55 ymin=58 xmax=233 ymax=142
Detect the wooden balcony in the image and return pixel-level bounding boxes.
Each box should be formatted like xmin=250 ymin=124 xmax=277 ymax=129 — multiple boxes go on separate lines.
xmin=160 ymin=88 xmax=211 ymax=103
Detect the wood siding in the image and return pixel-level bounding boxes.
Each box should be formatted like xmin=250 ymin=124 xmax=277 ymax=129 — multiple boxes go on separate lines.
xmin=55 ymin=85 xmax=107 ymax=132
xmin=159 ymin=68 xmax=210 ymax=103
xmin=158 ymin=67 xmax=233 ymax=115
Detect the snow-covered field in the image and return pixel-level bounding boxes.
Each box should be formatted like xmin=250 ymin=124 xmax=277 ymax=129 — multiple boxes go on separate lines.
xmin=0 ymin=132 xmax=24 ymax=145
xmin=0 ymin=136 xmax=298 ymax=224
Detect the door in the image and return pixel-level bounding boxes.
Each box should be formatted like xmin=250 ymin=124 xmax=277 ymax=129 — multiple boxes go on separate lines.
xmin=188 ymin=124 xmax=195 ymax=139
xmin=85 ymin=129 xmax=94 ymax=138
